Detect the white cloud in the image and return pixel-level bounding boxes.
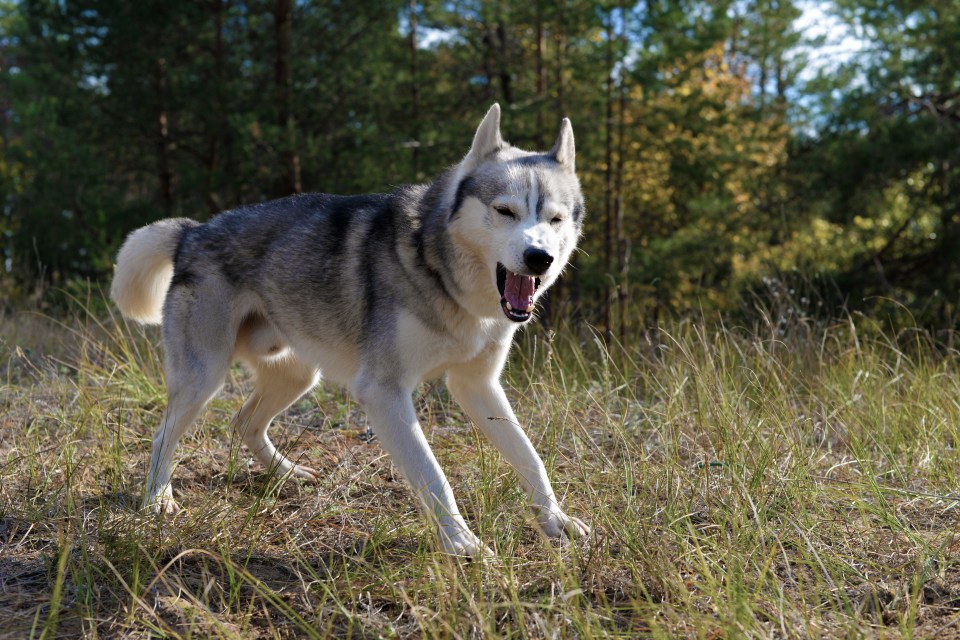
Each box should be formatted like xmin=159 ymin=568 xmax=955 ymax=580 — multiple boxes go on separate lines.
xmin=793 ymin=0 xmax=869 ymax=82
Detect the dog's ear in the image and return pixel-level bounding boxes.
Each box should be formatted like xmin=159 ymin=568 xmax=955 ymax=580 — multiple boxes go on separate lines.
xmin=463 ymin=104 xmax=502 ymax=169
xmin=549 ymin=118 xmax=575 ymax=173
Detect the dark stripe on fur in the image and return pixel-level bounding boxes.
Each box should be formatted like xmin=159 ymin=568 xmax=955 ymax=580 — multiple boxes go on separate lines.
xmin=414 ymin=229 xmax=454 ymax=302
xmin=450 ymin=177 xmax=473 ymax=221
xmin=572 ymin=201 xmax=584 ymax=223
xmin=169 ymin=219 xmax=201 ymax=289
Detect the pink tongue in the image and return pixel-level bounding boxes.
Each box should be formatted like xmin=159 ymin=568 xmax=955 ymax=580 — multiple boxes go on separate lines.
xmin=505 ymin=271 xmax=535 ymax=311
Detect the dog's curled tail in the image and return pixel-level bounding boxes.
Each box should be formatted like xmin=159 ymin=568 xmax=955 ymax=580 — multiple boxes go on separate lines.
xmin=110 ymin=218 xmax=198 ymax=325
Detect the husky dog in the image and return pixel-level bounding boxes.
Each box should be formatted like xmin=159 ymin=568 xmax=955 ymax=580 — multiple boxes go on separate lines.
xmin=110 ymin=104 xmax=588 ymax=556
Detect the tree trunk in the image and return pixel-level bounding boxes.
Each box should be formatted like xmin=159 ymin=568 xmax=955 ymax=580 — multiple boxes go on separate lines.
xmin=556 ymin=1 xmax=578 ymax=328
xmin=758 ymin=12 xmax=768 ymax=110
xmin=482 ymin=26 xmax=497 ymax=101
xmin=556 ymin=14 xmax=565 ymax=118
xmin=603 ymin=11 xmax=615 ymax=341
xmin=496 ymin=21 xmax=513 ymax=105
xmin=409 ymin=0 xmax=421 ymax=180
xmin=615 ymin=1 xmax=629 ymax=347
xmin=155 ymin=57 xmax=174 ymax=214
xmin=275 ymin=0 xmax=301 ymax=195
xmin=776 ymin=53 xmax=786 ymax=101
xmin=207 ymin=0 xmax=225 ymax=215
xmin=533 ymin=0 xmax=555 ymax=329
xmin=535 ymin=0 xmax=546 ymax=148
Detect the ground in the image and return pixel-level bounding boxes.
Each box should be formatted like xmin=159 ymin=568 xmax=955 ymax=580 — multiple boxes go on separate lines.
xmin=2 ymin=302 xmax=960 ymax=638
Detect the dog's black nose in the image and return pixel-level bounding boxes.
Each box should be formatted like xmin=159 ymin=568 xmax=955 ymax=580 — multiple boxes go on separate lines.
xmin=523 ymin=248 xmax=554 ymax=275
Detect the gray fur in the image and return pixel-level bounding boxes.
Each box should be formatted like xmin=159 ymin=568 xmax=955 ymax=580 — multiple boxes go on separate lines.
xmin=110 ymin=104 xmax=589 ymax=556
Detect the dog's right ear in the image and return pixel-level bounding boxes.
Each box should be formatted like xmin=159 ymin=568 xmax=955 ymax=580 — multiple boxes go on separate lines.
xmin=462 ymin=104 xmax=502 ymax=171
xmin=549 ymin=117 xmax=575 ymax=173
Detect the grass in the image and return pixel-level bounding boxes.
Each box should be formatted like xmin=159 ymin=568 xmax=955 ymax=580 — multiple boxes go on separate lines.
xmin=2 ymin=294 xmax=960 ymax=638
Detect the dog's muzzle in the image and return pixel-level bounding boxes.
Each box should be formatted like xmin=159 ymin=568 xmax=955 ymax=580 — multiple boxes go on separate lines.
xmin=497 ymin=263 xmax=541 ymax=322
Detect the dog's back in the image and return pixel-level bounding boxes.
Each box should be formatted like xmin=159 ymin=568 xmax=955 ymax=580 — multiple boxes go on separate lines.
xmin=112 ymin=193 xmax=392 ymax=328
xmin=110 ymin=105 xmax=590 ymax=556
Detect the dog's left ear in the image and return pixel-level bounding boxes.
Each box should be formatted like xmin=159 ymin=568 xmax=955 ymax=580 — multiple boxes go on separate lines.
xmin=549 ymin=118 xmax=575 ymax=173
xmin=463 ymin=103 xmax=503 ymax=170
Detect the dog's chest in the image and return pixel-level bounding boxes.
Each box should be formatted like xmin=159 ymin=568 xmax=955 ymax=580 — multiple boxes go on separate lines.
xmin=396 ymin=312 xmax=504 ymax=382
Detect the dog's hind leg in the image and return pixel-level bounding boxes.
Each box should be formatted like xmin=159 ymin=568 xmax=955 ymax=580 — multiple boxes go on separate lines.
xmin=146 ymin=347 xmax=233 ymax=514
xmin=145 ymin=287 xmax=235 ymax=515
xmin=147 ymin=382 xmax=225 ymax=514
xmin=232 ymin=358 xmax=320 ymax=480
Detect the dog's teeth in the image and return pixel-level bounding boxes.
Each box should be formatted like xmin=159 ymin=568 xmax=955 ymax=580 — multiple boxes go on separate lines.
xmin=505 ymin=301 xmax=513 ymax=311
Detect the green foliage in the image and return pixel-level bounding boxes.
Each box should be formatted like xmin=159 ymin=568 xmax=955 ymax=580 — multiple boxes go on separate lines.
xmin=3 ymin=295 xmax=960 ymax=636
xmin=0 ymin=0 xmax=958 ymax=332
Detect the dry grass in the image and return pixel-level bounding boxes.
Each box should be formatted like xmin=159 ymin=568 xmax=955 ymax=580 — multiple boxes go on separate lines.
xmin=3 ymin=295 xmax=960 ymax=638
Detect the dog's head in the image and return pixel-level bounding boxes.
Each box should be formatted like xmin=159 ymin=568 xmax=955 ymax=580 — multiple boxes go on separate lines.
xmin=447 ymin=104 xmax=585 ymax=323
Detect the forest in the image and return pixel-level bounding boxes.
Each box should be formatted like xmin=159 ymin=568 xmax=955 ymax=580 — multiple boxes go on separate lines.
xmin=2 ymin=0 xmax=958 ymax=340
xmin=6 ymin=3 xmax=960 ymax=638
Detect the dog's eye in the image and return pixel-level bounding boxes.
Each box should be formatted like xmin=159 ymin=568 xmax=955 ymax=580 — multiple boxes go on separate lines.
xmin=494 ymin=205 xmax=516 ymax=219
xmin=551 ymin=216 xmax=563 ymax=225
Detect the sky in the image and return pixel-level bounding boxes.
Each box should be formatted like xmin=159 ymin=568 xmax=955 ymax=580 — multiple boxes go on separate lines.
xmin=794 ymin=0 xmax=868 ymax=84
xmin=407 ymin=1 xmax=870 ymax=90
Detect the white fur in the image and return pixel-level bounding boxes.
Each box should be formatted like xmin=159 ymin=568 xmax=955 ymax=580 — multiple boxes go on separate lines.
xmin=114 ymin=107 xmax=589 ymax=558
xmin=109 ymin=219 xmax=188 ymax=324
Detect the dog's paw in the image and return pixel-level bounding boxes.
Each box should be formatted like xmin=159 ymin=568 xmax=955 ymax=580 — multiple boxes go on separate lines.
xmin=533 ymin=505 xmax=590 ymax=541
xmin=439 ymin=526 xmax=494 ymax=558
xmin=287 ymin=464 xmax=320 ymax=482
xmin=145 ymin=495 xmax=181 ymax=516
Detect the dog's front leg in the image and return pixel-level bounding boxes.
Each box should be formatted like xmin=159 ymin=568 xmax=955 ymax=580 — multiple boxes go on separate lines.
xmin=354 ymin=376 xmax=491 ymax=557
xmin=447 ymin=361 xmax=589 ymax=542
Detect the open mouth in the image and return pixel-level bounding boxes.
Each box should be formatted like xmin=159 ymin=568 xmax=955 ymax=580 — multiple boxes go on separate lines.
xmin=496 ymin=263 xmax=541 ymax=322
